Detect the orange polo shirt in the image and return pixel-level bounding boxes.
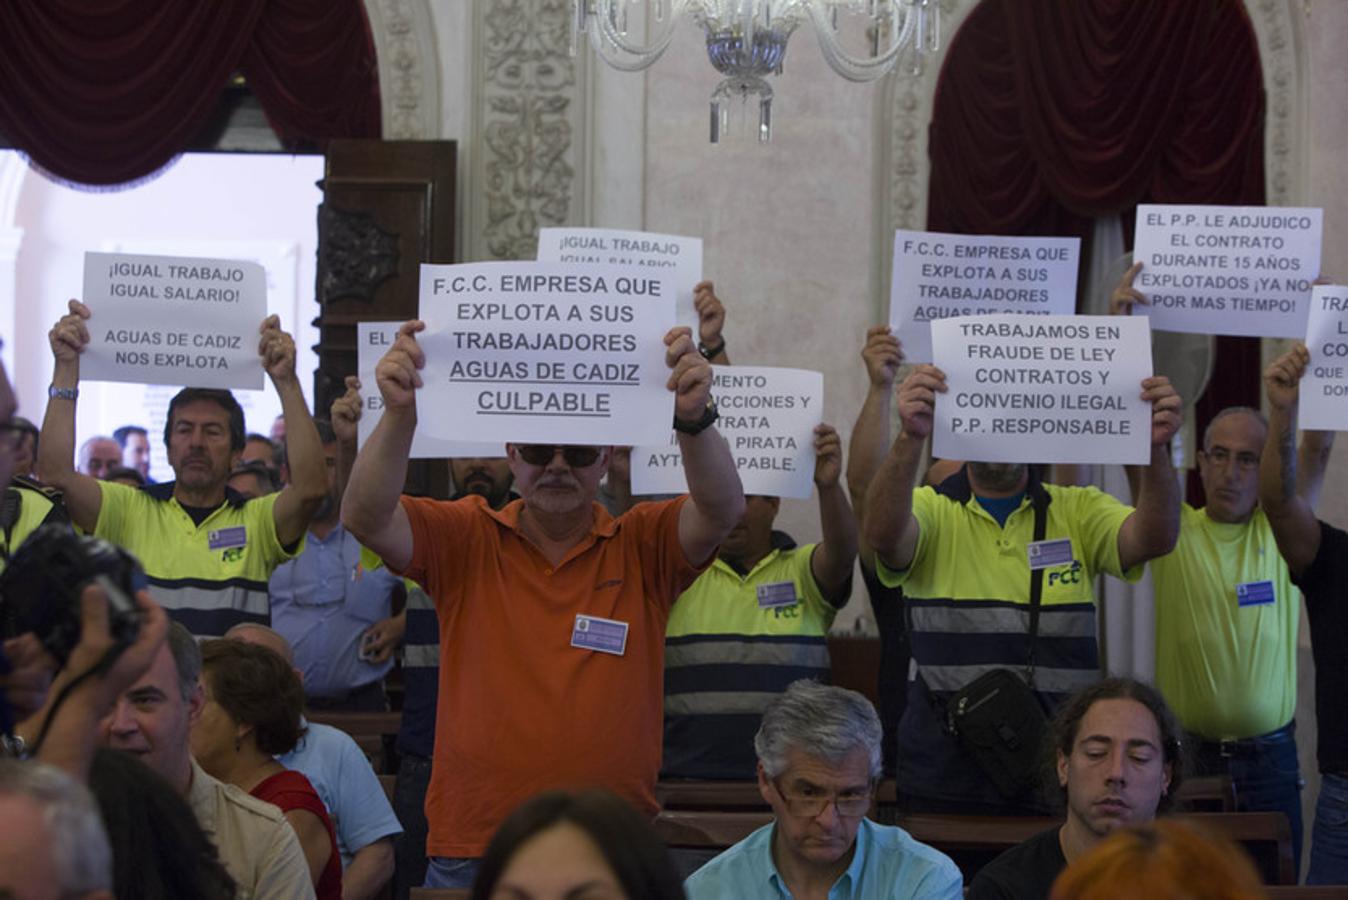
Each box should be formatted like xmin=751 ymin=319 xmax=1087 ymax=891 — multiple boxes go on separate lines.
xmin=396 ymin=494 xmax=703 ymax=857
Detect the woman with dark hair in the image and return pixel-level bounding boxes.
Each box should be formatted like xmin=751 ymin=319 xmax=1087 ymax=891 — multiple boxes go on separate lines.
xmin=87 ymin=748 xmax=236 ymax=900
xmin=472 ymin=789 xmax=684 ymax=900
xmin=192 ymin=638 xmax=341 ymax=899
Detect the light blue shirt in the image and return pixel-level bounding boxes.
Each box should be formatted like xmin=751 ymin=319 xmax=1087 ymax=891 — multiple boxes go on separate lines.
xmin=278 ymin=720 xmax=402 ymax=867
xmin=684 ymin=819 xmax=962 ymax=900
xmin=269 ymin=523 xmax=401 ymax=696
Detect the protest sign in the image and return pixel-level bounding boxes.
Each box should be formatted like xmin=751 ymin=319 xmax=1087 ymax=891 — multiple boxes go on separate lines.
xmin=417 ymin=261 xmax=675 ymax=446
xmin=1132 ymin=204 xmax=1322 ymax=338
xmin=81 ymin=252 xmax=267 ymax=390
xmin=931 ymin=314 xmax=1152 ymax=465
xmin=537 ymin=227 xmax=702 ymax=329
xmin=889 ymin=230 xmax=1079 ymax=363
xmin=356 ymin=322 xmax=505 ymax=458
xmin=630 ymin=366 xmax=823 ymax=499
xmin=1300 ymin=285 xmax=1348 ymax=431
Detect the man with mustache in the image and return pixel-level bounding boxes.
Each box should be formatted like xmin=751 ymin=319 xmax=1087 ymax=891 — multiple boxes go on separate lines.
xmin=342 ymin=320 xmax=745 ymax=889
xmin=40 ymin=300 xmax=328 ymax=637
xmin=968 ymin=678 xmax=1182 ymax=899
xmin=268 ymin=378 xmax=405 ymax=711
xmin=863 ymin=361 xmax=1182 ymax=814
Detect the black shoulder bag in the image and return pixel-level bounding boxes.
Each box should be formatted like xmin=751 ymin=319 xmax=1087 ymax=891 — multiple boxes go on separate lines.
xmin=943 ymin=491 xmax=1050 ymax=800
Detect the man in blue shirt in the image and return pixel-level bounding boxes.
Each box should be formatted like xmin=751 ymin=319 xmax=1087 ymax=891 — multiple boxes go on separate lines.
xmin=227 ymin=622 xmax=403 ymax=900
xmin=684 ymin=681 xmax=961 ymax=899
xmin=269 ymin=412 xmax=403 ymax=710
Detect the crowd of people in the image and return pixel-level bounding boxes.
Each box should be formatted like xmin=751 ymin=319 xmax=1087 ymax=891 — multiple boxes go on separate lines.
xmin=0 ymin=268 xmax=1341 ymax=899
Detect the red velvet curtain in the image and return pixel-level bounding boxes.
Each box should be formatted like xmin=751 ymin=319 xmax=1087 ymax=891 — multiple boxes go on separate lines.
xmin=927 ymin=0 xmax=1265 ymax=500
xmin=0 ymin=0 xmax=380 ymax=187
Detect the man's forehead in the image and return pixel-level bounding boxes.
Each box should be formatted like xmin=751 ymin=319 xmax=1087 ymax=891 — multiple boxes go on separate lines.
xmin=781 ymin=747 xmax=871 ymax=782
xmin=1077 ymin=698 xmax=1162 ymax=745
xmin=127 ymin=642 xmax=184 ymax=697
xmin=172 ymin=401 xmax=231 ymax=425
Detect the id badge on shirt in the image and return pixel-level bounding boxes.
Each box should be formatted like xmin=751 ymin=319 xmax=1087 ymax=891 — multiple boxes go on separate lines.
xmin=208 ymin=526 xmax=247 ymax=551
xmin=756 ymin=581 xmax=798 ymax=609
xmin=1027 ymin=538 xmax=1074 ymax=570
xmin=1236 ymin=580 xmax=1276 ymax=607
xmin=571 ymin=614 xmax=629 ymax=656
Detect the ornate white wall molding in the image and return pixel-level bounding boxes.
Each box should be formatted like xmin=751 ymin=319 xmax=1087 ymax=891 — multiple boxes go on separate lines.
xmin=363 ymin=0 xmax=441 ymax=140
xmin=468 ymin=0 xmax=586 ymax=262
xmin=1244 ymin=0 xmax=1308 ymax=206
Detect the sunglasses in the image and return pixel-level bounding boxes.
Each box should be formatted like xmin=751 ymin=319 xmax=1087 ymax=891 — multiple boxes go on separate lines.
xmin=515 ymin=445 xmax=602 ymax=467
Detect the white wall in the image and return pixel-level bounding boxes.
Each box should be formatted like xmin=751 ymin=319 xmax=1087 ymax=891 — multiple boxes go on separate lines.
xmin=5 ymin=152 xmax=323 ymax=481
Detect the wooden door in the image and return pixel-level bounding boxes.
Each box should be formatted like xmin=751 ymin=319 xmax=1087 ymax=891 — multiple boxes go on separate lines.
xmin=315 ymin=139 xmax=455 ymax=498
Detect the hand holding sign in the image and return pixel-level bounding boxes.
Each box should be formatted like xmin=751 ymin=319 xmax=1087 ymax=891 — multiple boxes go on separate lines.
xmin=694 ymin=280 xmax=727 ymax=349
xmin=862 ymin=326 xmax=904 ymax=389
xmin=1109 ymin=262 xmax=1148 ymax=316
xmin=258 ymin=315 xmax=297 ymax=384
xmin=665 ymin=327 xmax=712 ymax=422
xmin=331 ymin=376 xmax=363 ymax=445
xmin=1264 ymin=344 xmax=1309 ymax=415
xmin=49 ymin=300 xmax=92 ymax=365
xmin=813 ymin=424 xmax=843 ymax=489
xmin=376 ymin=321 xmax=427 ymax=413
xmin=896 ymin=364 xmax=946 ymax=440
xmin=1142 ymin=375 xmax=1183 ymax=446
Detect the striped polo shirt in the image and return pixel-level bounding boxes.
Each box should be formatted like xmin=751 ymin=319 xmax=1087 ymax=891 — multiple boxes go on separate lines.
xmin=664 ymin=536 xmax=839 ymax=778
xmin=876 ymin=468 xmax=1139 ymax=806
xmin=94 ymin=480 xmax=299 ymax=637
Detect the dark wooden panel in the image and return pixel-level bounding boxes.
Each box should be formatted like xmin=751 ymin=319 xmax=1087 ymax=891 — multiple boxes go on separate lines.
xmin=317 ymin=139 xmax=456 ymax=499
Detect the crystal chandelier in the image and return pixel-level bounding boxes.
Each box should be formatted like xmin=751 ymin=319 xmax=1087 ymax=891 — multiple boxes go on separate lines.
xmin=572 ymin=0 xmax=941 ymax=142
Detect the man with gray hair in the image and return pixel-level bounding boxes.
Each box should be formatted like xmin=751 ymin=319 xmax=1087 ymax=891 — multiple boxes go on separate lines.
xmin=684 ymin=680 xmax=962 ymax=899
xmin=99 ymin=621 xmax=314 ymax=899
xmin=0 ymin=759 xmax=113 ymax=900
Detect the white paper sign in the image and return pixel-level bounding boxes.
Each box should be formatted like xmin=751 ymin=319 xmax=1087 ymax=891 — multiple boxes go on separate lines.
xmin=889 ymin=230 xmax=1080 ymax=363
xmin=631 ymin=366 xmax=823 ymax=499
xmin=81 ymin=252 xmax=267 ymax=389
xmin=356 ymin=322 xmax=506 ymax=458
xmin=417 ymin=262 xmax=675 ymax=445
xmin=536 ymin=228 xmax=702 ymax=329
xmin=1132 ymin=204 xmax=1322 ymax=337
xmin=931 ymin=315 xmax=1152 ymax=465
xmin=1300 ymin=285 xmax=1348 ymax=430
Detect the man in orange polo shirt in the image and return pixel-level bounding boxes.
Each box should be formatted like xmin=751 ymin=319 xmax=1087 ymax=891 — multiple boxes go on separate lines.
xmin=342 ymin=320 xmax=745 ymax=890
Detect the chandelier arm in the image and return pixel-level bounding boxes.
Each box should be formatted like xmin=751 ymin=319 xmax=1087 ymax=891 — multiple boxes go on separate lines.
xmin=582 ymin=0 xmax=685 ymax=67
xmin=806 ymin=2 xmax=917 ymax=83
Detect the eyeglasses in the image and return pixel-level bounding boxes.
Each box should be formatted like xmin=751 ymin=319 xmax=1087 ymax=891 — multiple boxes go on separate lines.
xmin=515 ymin=445 xmax=601 ymax=468
xmin=771 ymin=776 xmax=874 ymax=818
xmin=1202 ymin=446 xmax=1259 ymax=470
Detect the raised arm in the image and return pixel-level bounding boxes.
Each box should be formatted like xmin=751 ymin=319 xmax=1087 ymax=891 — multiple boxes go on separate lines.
xmin=1295 ymin=427 xmax=1335 ymax=509
xmin=37 ymin=300 xmax=102 ymax=531
xmin=262 ymin=316 xmax=327 ymax=547
xmin=862 ymin=365 xmax=943 ymax=571
xmin=340 ymin=321 xmax=423 ymax=573
xmin=809 ymin=423 xmax=858 ymax=603
xmin=1108 ymin=263 xmax=1148 ymax=502
xmin=1259 ymin=344 xmax=1321 ymax=576
xmin=846 ymin=325 xmax=903 ymax=519
xmin=693 ymin=280 xmax=730 ymax=364
xmin=1115 ymin=376 xmax=1183 ymax=571
xmin=667 ymin=326 xmax=745 ymax=565
xmin=328 ymin=375 xmax=362 ymax=499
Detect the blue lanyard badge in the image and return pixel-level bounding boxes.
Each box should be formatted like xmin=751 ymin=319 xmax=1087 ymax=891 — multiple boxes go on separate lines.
xmin=1027 ymin=538 xmax=1074 ymax=570
xmin=571 ymin=614 xmax=628 ymax=656
xmin=756 ymin=581 xmax=798 ymax=609
xmin=1237 ymin=580 xmax=1275 ymax=607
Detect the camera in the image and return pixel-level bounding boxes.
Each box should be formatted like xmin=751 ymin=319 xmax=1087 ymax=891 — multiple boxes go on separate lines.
xmin=0 ymin=524 xmax=144 ymax=667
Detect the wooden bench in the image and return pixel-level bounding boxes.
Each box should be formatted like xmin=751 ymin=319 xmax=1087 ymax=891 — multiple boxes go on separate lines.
xmin=653 ymin=810 xmax=1295 ymax=885
xmin=410 ymin=890 xmax=470 ymax=900
xmin=1265 ymin=888 xmax=1348 ymax=898
xmin=657 ymin=778 xmax=899 ymax=813
xmin=1174 ymin=774 xmax=1237 ymax=812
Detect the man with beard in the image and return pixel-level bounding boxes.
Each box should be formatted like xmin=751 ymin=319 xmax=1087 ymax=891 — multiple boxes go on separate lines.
xmin=269 ymin=381 xmax=403 ymax=711
xmin=863 ymin=363 xmax=1181 ymax=814
xmin=342 ymin=320 xmax=744 ymax=888
xmin=40 ymin=300 xmax=327 ymax=637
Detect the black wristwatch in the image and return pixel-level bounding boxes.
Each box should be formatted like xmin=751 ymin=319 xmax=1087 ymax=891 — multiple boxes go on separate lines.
xmin=698 ymin=339 xmax=725 ymax=360
xmin=673 ymin=400 xmax=719 ymax=436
